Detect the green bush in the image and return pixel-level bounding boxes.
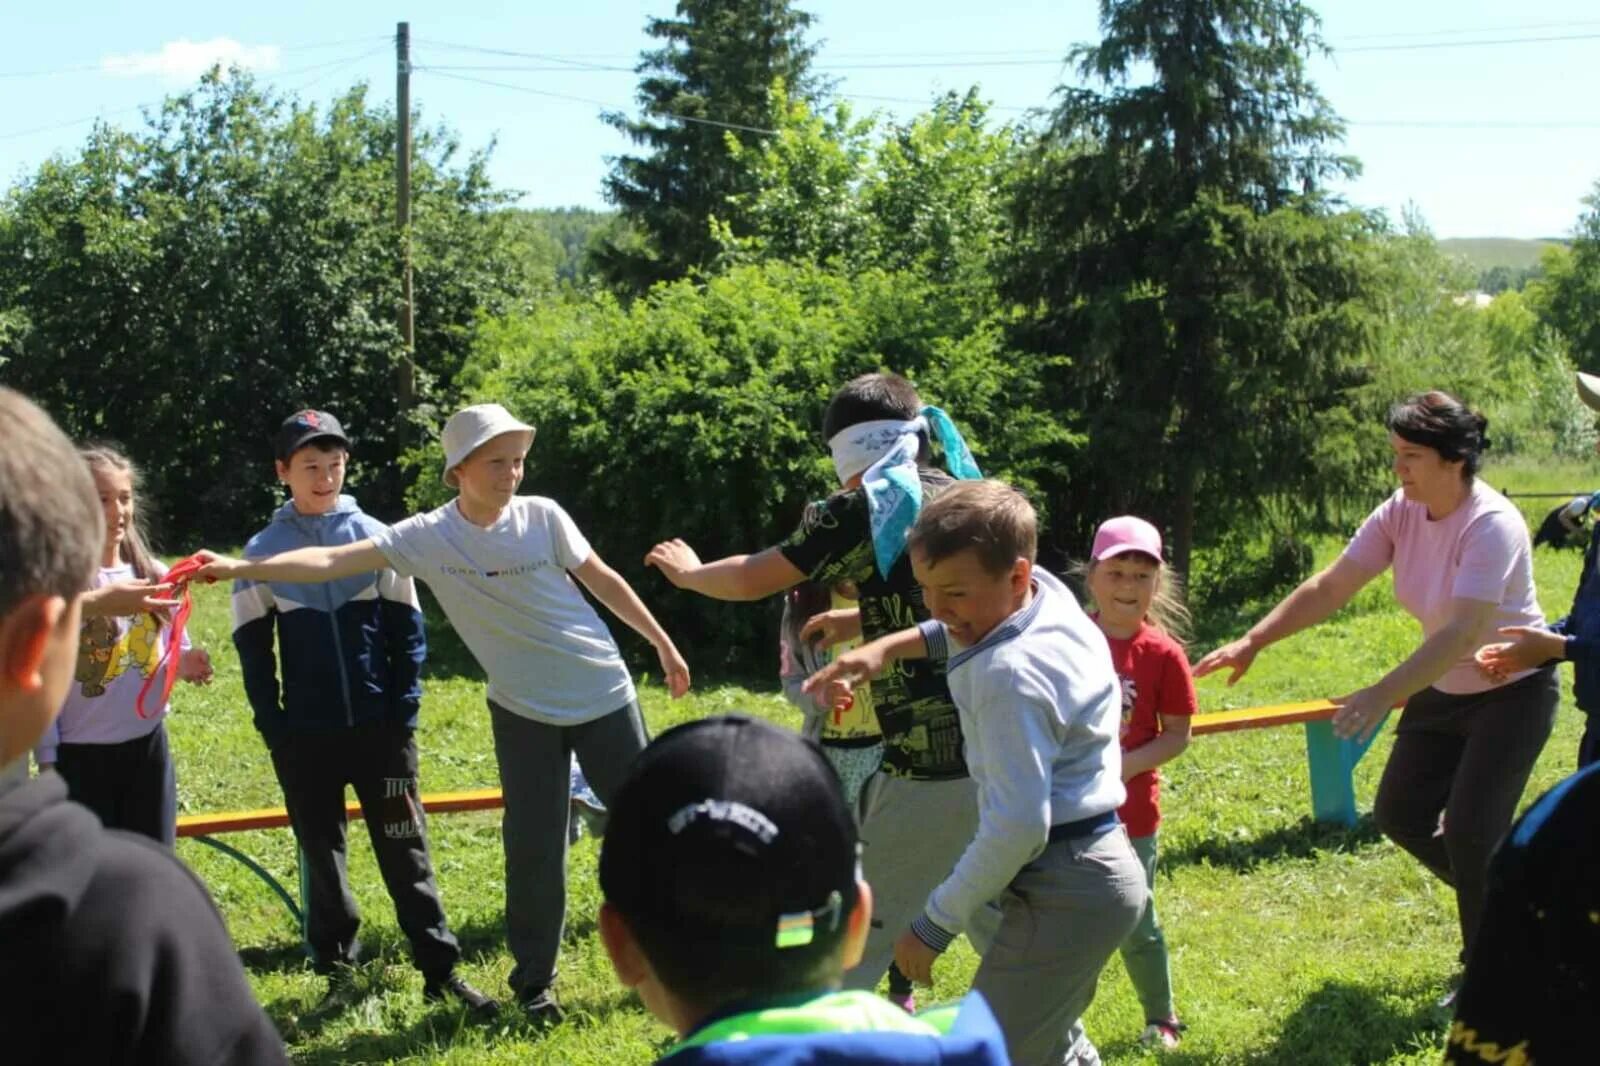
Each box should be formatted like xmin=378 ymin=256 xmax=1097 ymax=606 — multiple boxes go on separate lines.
xmin=420 ymin=260 xmax=1071 ymax=676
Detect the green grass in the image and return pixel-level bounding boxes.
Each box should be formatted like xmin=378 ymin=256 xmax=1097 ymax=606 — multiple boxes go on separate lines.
xmin=162 ymin=457 xmax=1600 ymax=1063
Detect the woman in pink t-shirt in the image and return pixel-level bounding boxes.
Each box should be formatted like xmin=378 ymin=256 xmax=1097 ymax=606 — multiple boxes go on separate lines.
xmin=1195 ymin=391 xmax=1558 ymax=991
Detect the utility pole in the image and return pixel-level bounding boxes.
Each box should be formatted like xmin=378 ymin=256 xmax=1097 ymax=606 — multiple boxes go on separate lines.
xmin=395 ymin=21 xmax=416 ymax=414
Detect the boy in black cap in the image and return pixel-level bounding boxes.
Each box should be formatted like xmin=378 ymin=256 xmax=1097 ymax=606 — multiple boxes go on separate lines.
xmin=597 ymin=714 xmax=1009 ymax=1064
xmin=230 ymin=410 xmax=495 ymax=1014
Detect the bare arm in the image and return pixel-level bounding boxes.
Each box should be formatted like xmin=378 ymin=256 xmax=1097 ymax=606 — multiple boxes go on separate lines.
xmin=573 ymin=552 xmax=691 ymax=698
xmin=1193 ymin=554 xmax=1374 ymax=684
xmin=195 ymin=541 xmax=387 ymax=584
xmin=80 ymin=580 xmax=178 ymax=617
xmin=1121 ymin=715 xmax=1193 ymax=781
xmin=644 ymin=540 xmax=805 ymax=602
xmin=1334 ymin=596 xmax=1499 ymax=741
xmin=802 ymin=626 xmax=930 ymax=712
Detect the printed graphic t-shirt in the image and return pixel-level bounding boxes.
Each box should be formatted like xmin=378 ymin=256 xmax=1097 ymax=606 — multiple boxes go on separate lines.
xmin=779 ymin=470 xmax=966 ymax=780
xmin=369 ymin=496 xmax=636 ymax=724
xmin=1100 ymin=621 xmax=1197 ymax=838
xmin=37 ymin=563 xmax=185 ymax=764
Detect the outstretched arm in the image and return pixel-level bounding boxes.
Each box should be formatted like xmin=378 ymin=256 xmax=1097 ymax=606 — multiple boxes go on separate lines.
xmin=644 ymin=540 xmax=804 ymax=602
xmin=195 ymin=541 xmax=387 ymax=584
xmin=1193 ymin=554 xmax=1372 ymax=685
xmin=573 ymin=553 xmax=691 ymax=698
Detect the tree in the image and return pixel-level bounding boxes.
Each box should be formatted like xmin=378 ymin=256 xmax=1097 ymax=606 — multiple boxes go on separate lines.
xmin=0 ymin=70 xmax=538 ymax=542
xmin=1002 ymin=0 xmax=1379 ymax=578
xmin=1531 ymin=185 xmax=1600 ymax=371
xmin=596 ymin=0 xmax=821 ymax=292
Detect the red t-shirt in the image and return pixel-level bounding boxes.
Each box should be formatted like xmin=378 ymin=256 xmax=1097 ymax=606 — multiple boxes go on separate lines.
xmin=1100 ymin=621 xmax=1198 ymax=838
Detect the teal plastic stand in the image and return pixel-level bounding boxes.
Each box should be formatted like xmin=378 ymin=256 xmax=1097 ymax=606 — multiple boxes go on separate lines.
xmin=1304 ymin=713 xmax=1389 ymax=826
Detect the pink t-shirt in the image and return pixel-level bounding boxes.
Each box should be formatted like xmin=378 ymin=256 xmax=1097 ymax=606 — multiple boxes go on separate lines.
xmin=1342 ymin=482 xmax=1542 ymax=695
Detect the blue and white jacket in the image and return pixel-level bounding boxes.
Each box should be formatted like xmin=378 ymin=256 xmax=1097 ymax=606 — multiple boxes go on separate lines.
xmin=232 ymin=496 xmax=426 ymax=742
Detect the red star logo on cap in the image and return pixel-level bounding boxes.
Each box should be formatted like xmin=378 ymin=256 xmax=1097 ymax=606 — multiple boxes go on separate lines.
xmin=300 ymin=411 xmax=321 ymax=429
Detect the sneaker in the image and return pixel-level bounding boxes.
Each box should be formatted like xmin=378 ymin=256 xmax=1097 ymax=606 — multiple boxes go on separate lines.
xmin=886 ymin=988 xmax=916 ymax=1013
xmin=1138 ymin=1019 xmax=1184 ymax=1050
xmin=517 ymin=985 xmax=567 ymax=1027
xmin=314 ymin=964 xmax=364 ymax=1013
xmin=424 ymin=973 xmax=501 ymax=1018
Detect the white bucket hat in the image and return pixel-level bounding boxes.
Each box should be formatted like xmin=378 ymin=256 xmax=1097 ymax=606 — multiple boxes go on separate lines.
xmin=1578 ymin=372 xmax=1600 ymax=414
xmin=441 ymin=403 xmax=535 ymax=487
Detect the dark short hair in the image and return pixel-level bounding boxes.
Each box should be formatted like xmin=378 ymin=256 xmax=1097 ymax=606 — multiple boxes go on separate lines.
xmin=822 ymin=373 xmax=923 ymax=440
xmin=1387 ymin=390 xmax=1490 ymax=481
xmin=599 ymin=716 xmax=858 ymax=1013
xmin=0 ymin=388 xmax=101 ymax=617
xmin=908 ymin=479 xmax=1038 ymax=577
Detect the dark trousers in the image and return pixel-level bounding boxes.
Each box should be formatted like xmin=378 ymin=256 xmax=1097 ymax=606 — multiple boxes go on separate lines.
xmin=56 ymin=724 xmax=176 ymax=846
xmin=488 ymin=699 xmax=648 ymax=997
xmin=1374 ymin=668 xmax=1559 ymax=963
xmin=268 ymin=723 xmax=460 ymax=980
xmin=1580 ymin=713 xmax=1600 ymax=769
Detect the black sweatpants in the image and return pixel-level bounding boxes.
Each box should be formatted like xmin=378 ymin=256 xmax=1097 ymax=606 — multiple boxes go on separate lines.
xmin=1373 ymin=667 xmax=1559 ymax=963
xmin=56 ymin=723 xmax=176 ymax=846
xmin=268 ymin=723 xmax=460 ymax=980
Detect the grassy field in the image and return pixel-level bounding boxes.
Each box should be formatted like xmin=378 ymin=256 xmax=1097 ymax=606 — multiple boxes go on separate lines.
xmin=155 ymin=456 xmax=1600 ymax=1065
xmin=1435 ymin=237 xmax=1563 ymax=272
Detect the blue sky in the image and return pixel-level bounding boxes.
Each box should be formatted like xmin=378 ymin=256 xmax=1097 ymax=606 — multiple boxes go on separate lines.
xmin=3 ymin=1 xmax=1598 ymax=239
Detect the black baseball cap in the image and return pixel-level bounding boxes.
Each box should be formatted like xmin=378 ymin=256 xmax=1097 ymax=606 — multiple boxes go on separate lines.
xmin=599 ymin=715 xmax=859 ymax=954
xmin=274 ymin=409 xmax=351 ymax=461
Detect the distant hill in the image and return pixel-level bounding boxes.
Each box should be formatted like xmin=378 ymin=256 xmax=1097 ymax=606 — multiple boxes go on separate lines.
xmin=1438 ymin=237 xmax=1565 ymax=272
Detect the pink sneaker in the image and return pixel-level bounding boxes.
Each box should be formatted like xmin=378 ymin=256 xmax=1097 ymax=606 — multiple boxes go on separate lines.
xmin=886 ymin=989 xmax=916 ymax=1014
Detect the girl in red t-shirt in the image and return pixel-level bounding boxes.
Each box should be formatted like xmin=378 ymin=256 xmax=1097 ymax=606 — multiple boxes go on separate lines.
xmin=1080 ymin=515 xmax=1197 ymax=1051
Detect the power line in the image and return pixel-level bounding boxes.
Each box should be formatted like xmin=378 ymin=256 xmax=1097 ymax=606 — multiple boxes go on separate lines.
xmin=0 ymin=46 xmax=391 ymax=144
xmin=1339 ymin=31 xmax=1600 ymax=53
xmin=1335 ymin=18 xmax=1600 ymax=42
xmin=416 ymin=68 xmax=780 ymax=135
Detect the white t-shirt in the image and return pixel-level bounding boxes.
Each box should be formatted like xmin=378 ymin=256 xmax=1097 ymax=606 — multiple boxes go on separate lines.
xmin=369 ymin=496 xmax=636 ymax=724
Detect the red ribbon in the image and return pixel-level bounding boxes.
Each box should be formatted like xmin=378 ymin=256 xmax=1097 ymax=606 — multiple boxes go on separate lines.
xmin=135 ymin=553 xmax=211 ymax=719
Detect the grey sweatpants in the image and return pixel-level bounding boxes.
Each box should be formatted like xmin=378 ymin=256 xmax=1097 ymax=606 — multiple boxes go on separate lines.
xmin=488 ymin=698 xmax=648 ymax=996
xmin=975 ymin=825 xmax=1147 ymax=1066
xmin=842 ymin=771 xmax=998 ymax=990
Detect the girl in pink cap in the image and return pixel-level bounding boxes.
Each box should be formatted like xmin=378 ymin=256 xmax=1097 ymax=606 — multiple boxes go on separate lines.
xmin=1077 ymin=515 xmax=1196 ymax=1051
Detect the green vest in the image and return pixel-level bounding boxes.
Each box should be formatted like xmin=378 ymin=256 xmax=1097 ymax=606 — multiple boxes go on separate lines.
xmin=669 ymin=990 xmax=951 ymax=1056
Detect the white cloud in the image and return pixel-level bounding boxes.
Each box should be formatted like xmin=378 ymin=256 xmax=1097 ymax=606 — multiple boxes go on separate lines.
xmin=101 ymin=38 xmax=281 ymax=83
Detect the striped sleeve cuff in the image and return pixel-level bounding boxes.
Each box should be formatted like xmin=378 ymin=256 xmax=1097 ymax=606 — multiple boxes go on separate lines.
xmin=918 ymin=619 xmax=949 ymax=662
xmin=910 ymin=913 xmax=956 ymax=953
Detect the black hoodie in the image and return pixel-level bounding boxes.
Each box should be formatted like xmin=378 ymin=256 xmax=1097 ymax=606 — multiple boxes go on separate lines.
xmin=0 ymin=773 xmax=287 ymax=1064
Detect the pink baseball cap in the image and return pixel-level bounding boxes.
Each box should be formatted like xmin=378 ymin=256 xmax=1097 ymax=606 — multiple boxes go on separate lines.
xmin=1091 ymin=515 xmax=1164 ymax=564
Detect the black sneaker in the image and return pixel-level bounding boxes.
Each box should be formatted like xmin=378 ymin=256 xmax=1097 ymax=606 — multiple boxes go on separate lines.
xmin=516 ymin=985 xmax=566 ymax=1026
xmin=315 ymin=964 xmax=364 ymax=1013
xmin=424 ymin=973 xmax=501 ymax=1018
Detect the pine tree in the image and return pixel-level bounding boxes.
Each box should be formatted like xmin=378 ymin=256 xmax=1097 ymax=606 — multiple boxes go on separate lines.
xmin=596 ymin=0 xmax=821 ymax=293
xmin=1004 ymin=0 xmax=1379 ymax=579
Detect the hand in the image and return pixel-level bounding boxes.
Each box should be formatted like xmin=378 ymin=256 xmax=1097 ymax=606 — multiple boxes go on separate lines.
xmin=178 ymin=647 xmax=214 ymax=686
xmin=1192 ymin=635 xmax=1260 ymax=686
xmin=82 ymin=580 xmax=178 ymax=618
xmin=193 ymin=549 xmax=246 ymax=583
xmin=656 ymin=642 xmax=691 ymax=699
xmin=893 ymin=929 xmax=940 ymax=986
xmin=1474 ymin=626 xmax=1563 ymax=681
xmin=802 ymin=644 xmax=887 ymax=713
xmin=799 ymin=608 xmax=861 ymax=648
xmin=644 ymin=539 xmax=702 ymax=589
xmin=1331 ymin=686 xmax=1390 ymax=743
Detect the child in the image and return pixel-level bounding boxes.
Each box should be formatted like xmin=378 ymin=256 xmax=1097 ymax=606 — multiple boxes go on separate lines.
xmin=35 ymin=445 xmax=213 ymax=845
xmin=596 ymin=713 xmax=1009 ymax=1064
xmin=1078 ymin=516 xmax=1196 ymax=1051
xmin=1476 ymin=369 xmax=1600 ymax=768
xmin=199 ymin=402 xmax=690 ymax=1021
xmin=231 ymin=410 xmax=495 ymax=1014
xmin=647 ymin=372 xmax=995 ymax=994
xmin=0 ymin=386 xmax=287 ymax=1064
xmin=806 ymin=480 xmax=1147 ymax=1066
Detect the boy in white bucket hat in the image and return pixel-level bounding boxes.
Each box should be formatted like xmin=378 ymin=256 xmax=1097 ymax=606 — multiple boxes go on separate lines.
xmin=200 ymin=403 xmax=691 ymax=1021
xmin=1476 ymin=372 xmax=1600 ymax=768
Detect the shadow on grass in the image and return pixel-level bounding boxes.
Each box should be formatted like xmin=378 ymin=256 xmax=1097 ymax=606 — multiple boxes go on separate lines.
xmin=1161 ymin=814 xmax=1386 ymax=875
xmin=1253 ymin=978 xmax=1447 ymax=1065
